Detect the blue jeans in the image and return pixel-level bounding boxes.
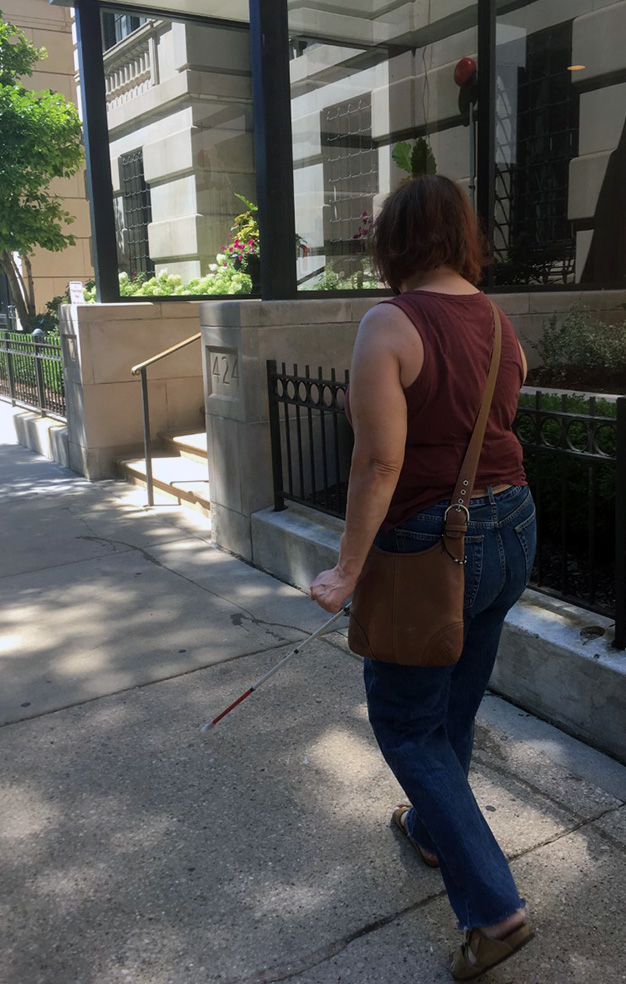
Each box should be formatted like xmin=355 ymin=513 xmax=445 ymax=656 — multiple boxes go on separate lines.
xmin=364 ymin=484 xmax=536 ymax=930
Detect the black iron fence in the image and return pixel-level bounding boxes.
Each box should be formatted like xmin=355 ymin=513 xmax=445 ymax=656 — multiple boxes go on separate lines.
xmin=267 ymin=361 xmax=353 ymax=517
xmin=0 ymin=331 xmax=66 ymax=418
xmin=267 ymin=361 xmax=626 ymax=649
xmin=514 ymin=391 xmax=625 ymax=647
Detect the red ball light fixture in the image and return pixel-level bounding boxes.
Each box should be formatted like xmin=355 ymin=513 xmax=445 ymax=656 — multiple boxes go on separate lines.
xmin=454 ymin=56 xmax=477 ymax=87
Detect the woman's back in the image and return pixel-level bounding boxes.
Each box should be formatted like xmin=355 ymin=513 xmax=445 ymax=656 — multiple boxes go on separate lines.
xmin=381 ymin=289 xmax=526 ymax=529
xmin=311 ymin=176 xmax=536 ymax=978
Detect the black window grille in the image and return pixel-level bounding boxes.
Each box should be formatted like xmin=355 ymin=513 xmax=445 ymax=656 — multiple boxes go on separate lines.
xmin=321 ymin=95 xmax=378 ymax=276
xmin=494 ymin=22 xmax=579 ymax=285
xmin=120 ymin=150 xmax=154 ymax=279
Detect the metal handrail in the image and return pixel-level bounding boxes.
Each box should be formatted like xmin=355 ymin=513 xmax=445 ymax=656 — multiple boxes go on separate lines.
xmin=131 ymin=332 xmax=201 ymax=376
xmin=130 ymin=331 xmax=202 ymax=506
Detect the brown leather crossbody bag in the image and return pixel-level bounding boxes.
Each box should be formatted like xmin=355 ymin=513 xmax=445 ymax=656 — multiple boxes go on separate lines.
xmin=348 ymin=301 xmax=502 ymax=667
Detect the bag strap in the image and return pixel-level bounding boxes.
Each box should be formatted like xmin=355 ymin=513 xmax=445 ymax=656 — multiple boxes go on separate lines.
xmin=444 ymin=300 xmax=502 ymax=538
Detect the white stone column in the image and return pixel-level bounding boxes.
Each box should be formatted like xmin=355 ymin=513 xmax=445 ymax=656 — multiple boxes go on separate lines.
xmin=200 ymin=298 xmax=375 ymax=560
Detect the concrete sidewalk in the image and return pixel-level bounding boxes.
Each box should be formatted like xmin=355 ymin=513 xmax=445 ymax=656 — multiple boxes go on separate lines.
xmin=1 ymin=404 xmax=626 ymax=984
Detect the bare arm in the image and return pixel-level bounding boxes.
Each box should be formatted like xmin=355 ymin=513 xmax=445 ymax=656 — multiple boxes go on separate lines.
xmin=310 ymin=305 xmax=417 ymax=613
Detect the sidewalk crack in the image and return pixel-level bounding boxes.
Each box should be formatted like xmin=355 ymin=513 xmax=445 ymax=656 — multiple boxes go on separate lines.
xmin=229 ymin=804 xmax=626 ymax=984
xmin=472 ymin=751 xmax=625 ymax=822
xmin=71 ymin=529 xmax=308 ymax=645
xmin=227 ymin=889 xmax=447 ymax=984
xmin=0 ymin=639 xmax=301 ymax=729
xmin=507 ymin=802 xmax=626 ymax=864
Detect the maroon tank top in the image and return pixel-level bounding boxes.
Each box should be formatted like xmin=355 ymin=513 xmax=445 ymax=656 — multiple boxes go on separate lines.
xmin=347 ymin=290 xmax=526 ymax=531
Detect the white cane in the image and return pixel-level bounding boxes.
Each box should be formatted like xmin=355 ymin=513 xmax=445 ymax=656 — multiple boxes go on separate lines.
xmin=200 ymin=606 xmax=350 ymax=732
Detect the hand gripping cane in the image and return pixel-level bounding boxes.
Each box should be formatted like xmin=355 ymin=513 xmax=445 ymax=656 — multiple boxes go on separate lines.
xmin=200 ymin=606 xmax=350 ymax=732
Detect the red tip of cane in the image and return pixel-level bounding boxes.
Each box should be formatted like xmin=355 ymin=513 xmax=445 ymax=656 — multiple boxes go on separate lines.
xmin=200 ymin=720 xmax=215 ymax=732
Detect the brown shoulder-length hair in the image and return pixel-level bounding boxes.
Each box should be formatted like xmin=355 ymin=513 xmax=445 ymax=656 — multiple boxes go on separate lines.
xmin=370 ymin=174 xmax=487 ymax=292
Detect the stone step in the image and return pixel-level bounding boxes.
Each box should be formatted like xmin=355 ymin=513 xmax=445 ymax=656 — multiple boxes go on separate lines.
xmin=117 ymin=454 xmax=210 ymax=516
xmin=160 ymin=431 xmax=208 ymax=463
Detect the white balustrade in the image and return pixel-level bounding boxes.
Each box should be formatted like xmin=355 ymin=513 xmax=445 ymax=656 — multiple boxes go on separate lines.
xmin=104 ymin=22 xmax=160 ymax=110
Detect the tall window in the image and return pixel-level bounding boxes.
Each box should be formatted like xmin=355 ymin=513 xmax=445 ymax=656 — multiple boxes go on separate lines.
xmin=120 ymin=150 xmax=153 ymax=278
xmin=102 ymin=13 xmax=147 ymax=51
xmin=321 ymin=95 xmax=378 ymax=279
xmin=289 ymin=2 xmax=478 ymax=292
xmin=102 ymin=7 xmax=255 ymax=296
xmin=495 ymin=21 xmax=579 ymax=285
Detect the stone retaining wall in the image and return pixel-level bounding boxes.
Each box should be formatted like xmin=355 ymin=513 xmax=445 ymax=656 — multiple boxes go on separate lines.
xmin=59 ymin=301 xmax=205 ymax=479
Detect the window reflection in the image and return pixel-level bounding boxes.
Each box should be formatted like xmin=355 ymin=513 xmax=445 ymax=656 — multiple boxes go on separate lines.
xmin=288 ymin=2 xmax=478 ymax=290
xmin=101 ymin=10 xmax=256 ymax=297
xmin=495 ymin=0 xmax=626 ymax=287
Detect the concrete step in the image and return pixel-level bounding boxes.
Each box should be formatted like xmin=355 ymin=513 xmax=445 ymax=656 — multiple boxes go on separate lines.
xmin=160 ymin=431 xmax=207 ymax=463
xmin=117 ymin=454 xmax=210 ymax=515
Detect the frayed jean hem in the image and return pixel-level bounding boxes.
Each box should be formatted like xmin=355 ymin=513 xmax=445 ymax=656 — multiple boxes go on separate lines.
xmin=457 ymin=900 xmax=527 ymax=933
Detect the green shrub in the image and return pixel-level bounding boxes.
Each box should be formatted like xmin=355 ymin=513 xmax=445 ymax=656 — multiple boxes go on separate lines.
xmin=68 ymin=264 xmax=253 ymax=303
xmin=529 ymin=304 xmax=626 ymax=392
xmin=314 ymin=266 xmax=380 ymax=291
xmin=53 ymin=194 xmax=259 ymax=306
xmin=0 ymin=330 xmax=64 ymax=395
xmin=314 ymin=269 xmax=352 ymax=291
xmin=516 ymin=390 xmax=617 ymax=579
xmin=20 ymin=310 xmax=59 ymax=333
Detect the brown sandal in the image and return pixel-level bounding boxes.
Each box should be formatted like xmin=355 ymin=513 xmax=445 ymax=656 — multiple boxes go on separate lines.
xmin=391 ymin=804 xmax=440 ymax=868
xmin=450 ymin=921 xmax=534 ymax=980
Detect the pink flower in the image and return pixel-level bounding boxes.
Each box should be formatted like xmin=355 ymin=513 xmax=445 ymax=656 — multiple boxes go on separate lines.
xmin=228 ymin=246 xmax=234 ymax=252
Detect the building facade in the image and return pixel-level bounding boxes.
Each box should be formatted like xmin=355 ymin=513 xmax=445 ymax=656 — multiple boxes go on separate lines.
xmin=101 ymin=11 xmax=254 ymax=283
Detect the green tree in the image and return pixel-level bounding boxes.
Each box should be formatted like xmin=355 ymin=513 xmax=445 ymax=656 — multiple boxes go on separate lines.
xmin=0 ymin=11 xmax=83 ymax=327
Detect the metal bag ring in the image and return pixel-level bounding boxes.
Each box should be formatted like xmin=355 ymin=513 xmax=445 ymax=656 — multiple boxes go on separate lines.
xmin=444 ymin=503 xmax=470 ymax=523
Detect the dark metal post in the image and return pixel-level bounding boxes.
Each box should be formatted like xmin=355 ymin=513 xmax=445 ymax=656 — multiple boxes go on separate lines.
xmin=2 ymin=331 xmax=16 ymax=406
xmin=615 ymin=397 xmax=626 ymax=649
xmin=477 ymin=0 xmax=496 ymax=289
xmin=32 ymin=331 xmax=46 ymax=415
xmin=139 ymin=367 xmax=154 ymax=507
xmin=266 ymin=360 xmax=286 ymax=510
xmin=249 ymin=1 xmax=298 ymax=300
xmin=74 ymin=0 xmax=120 ymax=303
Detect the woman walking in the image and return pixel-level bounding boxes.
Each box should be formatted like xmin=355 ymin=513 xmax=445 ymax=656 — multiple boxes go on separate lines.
xmin=310 ymin=175 xmax=536 ymax=980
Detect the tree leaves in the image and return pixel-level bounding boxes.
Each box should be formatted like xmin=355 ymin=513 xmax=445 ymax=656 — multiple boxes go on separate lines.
xmin=0 ymin=12 xmax=46 ymax=85
xmin=391 ymin=137 xmax=437 ymax=179
xmin=391 ymin=141 xmax=413 ymax=175
xmin=411 ymin=137 xmax=436 ymax=177
xmin=0 ymin=13 xmax=82 ymax=259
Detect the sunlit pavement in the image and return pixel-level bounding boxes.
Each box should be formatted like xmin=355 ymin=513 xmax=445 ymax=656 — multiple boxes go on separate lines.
xmin=1 ymin=403 xmax=626 ymax=984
